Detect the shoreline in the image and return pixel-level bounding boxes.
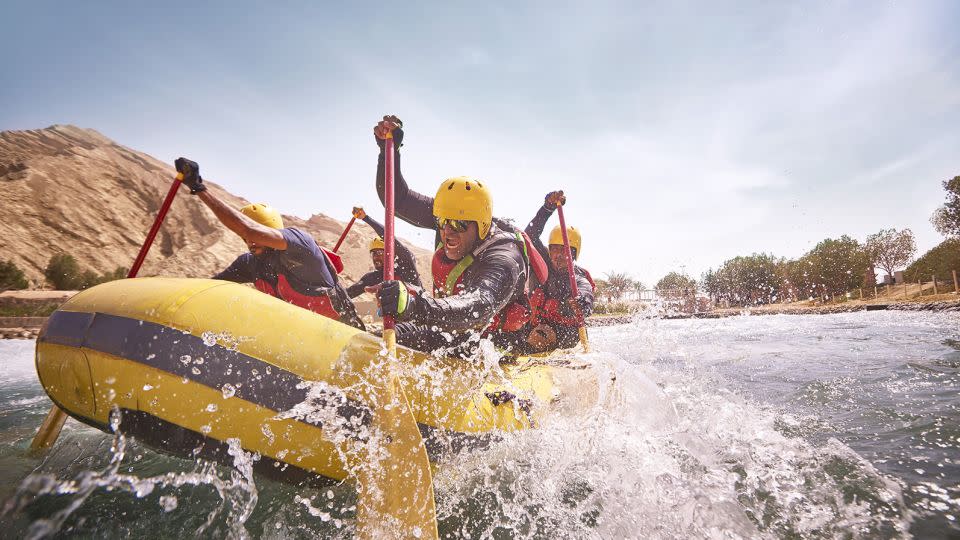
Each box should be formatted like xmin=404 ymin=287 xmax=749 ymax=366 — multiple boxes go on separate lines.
xmin=587 ymin=298 xmax=960 ymax=326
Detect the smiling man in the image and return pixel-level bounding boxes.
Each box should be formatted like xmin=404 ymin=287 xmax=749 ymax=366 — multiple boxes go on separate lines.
xmin=367 ymin=116 xmax=547 ymax=357
xmin=174 ymin=158 xmax=364 ymax=330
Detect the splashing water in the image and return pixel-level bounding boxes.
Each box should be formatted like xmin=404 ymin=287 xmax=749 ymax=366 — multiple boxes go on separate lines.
xmin=0 ymin=311 xmax=958 ymax=538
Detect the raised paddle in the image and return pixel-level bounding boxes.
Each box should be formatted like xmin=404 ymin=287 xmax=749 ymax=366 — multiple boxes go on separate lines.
xmin=556 ymin=202 xmax=590 ymax=352
xmin=355 ymin=134 xmax=439 ymax=538
xmin=332 ymin=216 xmax=356 ymax=253
xmin=30 ymin=172 xmax=185 ymax=451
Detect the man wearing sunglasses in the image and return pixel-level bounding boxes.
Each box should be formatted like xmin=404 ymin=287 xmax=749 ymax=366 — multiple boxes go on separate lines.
xmin=366 ymin=115 xmax=548 ymax=357
xmin=524 ymin=190 xmax=595 ymax=352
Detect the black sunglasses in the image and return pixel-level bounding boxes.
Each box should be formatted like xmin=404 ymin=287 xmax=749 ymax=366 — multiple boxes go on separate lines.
xmin=436 ymin=218 xmax=470 ymax=232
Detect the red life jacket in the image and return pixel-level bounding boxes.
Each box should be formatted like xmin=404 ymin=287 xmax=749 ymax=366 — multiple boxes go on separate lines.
xmin=318 ymin=245 xmax=344 ymax=274
xmin=530 ymin=267 xmax=595 ymax=327
xmin=431 ymin=229 xmax=545 ymax=333
xmin=253 ymin=248 xmax=344 ymax=320
xmin=254 ymin=274 xmax=340 ymax=319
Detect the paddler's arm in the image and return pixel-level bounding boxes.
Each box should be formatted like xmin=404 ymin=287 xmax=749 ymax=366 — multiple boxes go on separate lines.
xmin=196 ymin=191 xmax=287 ymax=250
xmin=573 ymin=267 xmax=595 ymax=317
xmin=174 ymin=157 xmax=287 ymax=250
xmin=347 ymin=271 xmax=381 ymax=299
xmin=373 ymin=116 xmax=437 ymax=230
xmin=380 ymin=247 xmax=524 ymax=332
xmin=525 ymin=191 xmax=564 ymax=263
xmin=212 ymin=253 xmax=256 ymax=282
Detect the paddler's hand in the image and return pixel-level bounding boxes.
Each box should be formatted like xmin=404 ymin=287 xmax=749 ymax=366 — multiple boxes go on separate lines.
xmin=544 ymin=190 xmax=566 ymax=208
xmin=352 ymin=206 xmax=366 ymax=220
xmin=367 ymin=280 xmax=418 ymax=320
xmin=373 ymin=115 xmax=404 ymax=148
xmin=526 ymin=323 xmax=557 ymax=351
xmin=174 ymin=157 xmax=206 ymax=194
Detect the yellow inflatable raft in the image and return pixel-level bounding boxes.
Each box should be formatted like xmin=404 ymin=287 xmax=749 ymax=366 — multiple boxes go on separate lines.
xmin=35 ymin=277 xmax=569 ymax=485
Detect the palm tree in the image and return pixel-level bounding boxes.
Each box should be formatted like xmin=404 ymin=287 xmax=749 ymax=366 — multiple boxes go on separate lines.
xmin=604 ymin=272 xmax=634 ymax=301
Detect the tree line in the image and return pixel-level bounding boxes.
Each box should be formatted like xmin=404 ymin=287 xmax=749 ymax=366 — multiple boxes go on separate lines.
xmin=0 ymin=254 xmax=126 ymax=292
xmin=595 ymin=174 xmax=960 ymax=309
xmin=698 ymin=174 xmax=960 ymax=307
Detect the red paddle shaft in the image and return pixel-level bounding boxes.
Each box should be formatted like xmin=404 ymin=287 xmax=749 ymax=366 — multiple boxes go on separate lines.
xmin=127 ymin=173 xmax=184 ymax=277
xmin=332 ymin=217 xmax=356 ymax=253
xmin=556 ymin=204 xmax=584 ymax=324
xmin=383 ymin=137 xmax=397 ymax=331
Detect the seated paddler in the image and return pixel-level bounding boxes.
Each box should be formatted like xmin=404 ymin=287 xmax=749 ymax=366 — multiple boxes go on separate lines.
xmin=524 ymin=190 xmax=595 ymax=352
xmin=365 ymin=115 xmax=548 ymax=357
xmin=346 ymin=206 xmax=423 ymax=299
xmin=174 ymin=157 xmax=364 ymax=330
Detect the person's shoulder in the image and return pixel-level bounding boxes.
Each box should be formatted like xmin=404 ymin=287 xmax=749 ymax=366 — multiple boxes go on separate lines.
xmin=232 ymin=252 xmax=256 ymax=265
xmin=280 ymin=227 xmax=320 ymax=252
xmin=478 ymin=237 xmax=525 ymax=265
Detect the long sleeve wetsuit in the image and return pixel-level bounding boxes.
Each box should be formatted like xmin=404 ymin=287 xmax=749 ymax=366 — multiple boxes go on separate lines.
xmin=346 ymin=215 xmax=423 ymax=299
xmin=375 ymin=135 xmax=530 ymax=355
xmin=525 ymin=203 xmax=595 ymax=349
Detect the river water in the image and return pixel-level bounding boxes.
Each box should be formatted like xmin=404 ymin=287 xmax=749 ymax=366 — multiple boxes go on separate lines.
xmin=0 ymin=311 xmax=958 ymax=538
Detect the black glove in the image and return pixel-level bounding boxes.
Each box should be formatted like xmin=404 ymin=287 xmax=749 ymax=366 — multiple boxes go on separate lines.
xmin=378 ymin=280 xmax=418 ymax=320
xmin=174 ymin=157 xmax=206 ymax=194
xmin=375 ymin=126 xmax=404 ymax=149
xmin=375 ymin=115 xmax=404 ymax=149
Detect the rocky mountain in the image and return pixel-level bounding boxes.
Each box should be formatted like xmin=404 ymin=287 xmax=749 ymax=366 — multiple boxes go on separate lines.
xmin=0 ymin=125 xmax=432 ymax=292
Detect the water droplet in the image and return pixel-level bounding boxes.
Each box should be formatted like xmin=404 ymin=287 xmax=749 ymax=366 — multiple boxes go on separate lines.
xmin=179 ymin=355 xmax=191 ymax=365
xmin=221 ymin=383 xmax=236 ymax=399
xmin=206 ymin=403 xmax=218 ymax=412
xmin=191 ymin=367 xmax=201 ymax=375
xmin=159 ymin=495 xmax=178 ymax=512
xmin=200 ymin=424 xmax=212 ymax=434
xmin=142 ymin=384 xmax=153 ymax=391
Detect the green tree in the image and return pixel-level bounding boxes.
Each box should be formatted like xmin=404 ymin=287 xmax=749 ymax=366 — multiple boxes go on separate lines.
xmin=0 ymin=259 xmax=29 ymax=290
xmin=45 ymin=253 xmax=83 ymax=290
xmin=593 ymin=279 xmax=612 ymax=302
xmin=633 ymin=280 xmax=647 ymax=300
xmin=656 ymin=272 xmax=696 ymax=299
xmin=798 ymin=236 xmax=870 ymax=299
xmin=43 ymin=255 xmax=125 ymax=290
xmin=904 ymin=238 xmax=960 ymax=283
xmin=931 ymin=175 xmax=960 ymax=237
xmin=865 ymin=228 xmax=916 ymax=282
xmin=700 ymin=269 xmax=719 ymax=303
xmin=707 ymin=253 xmax=785 ymax=306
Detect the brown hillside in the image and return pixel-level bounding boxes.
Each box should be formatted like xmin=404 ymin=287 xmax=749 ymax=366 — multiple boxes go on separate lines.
xmin=0 ymin=125 xmax=432 ymax=291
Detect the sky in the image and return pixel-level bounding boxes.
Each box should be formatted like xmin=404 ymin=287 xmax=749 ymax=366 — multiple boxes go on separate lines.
xmin=3 ymin=1 xmax=959 ymax=286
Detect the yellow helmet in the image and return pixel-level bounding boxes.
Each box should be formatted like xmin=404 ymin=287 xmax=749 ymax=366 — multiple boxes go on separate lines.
xmin=240 ymin=203 xmax=284 ymax=229
xmin=549 ymin=225 xmax=581 ymax=258
xmin=369 ymin=237 xmax=385 ymax=251
xmin=432 ymin=176 xmax=493 ymax=239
